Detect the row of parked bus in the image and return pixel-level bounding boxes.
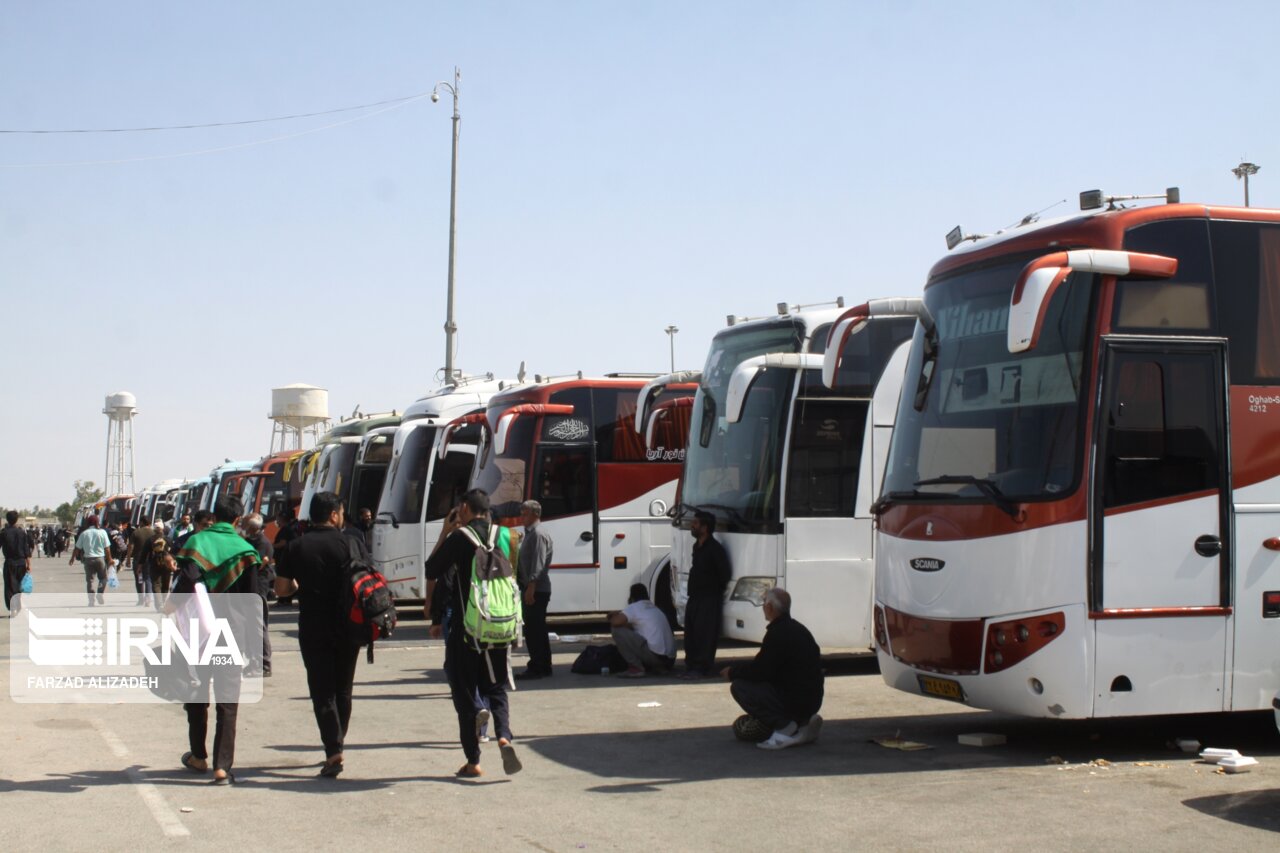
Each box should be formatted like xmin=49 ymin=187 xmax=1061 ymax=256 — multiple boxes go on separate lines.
xmin=103 ymin=192 xmax=1280 ymax=724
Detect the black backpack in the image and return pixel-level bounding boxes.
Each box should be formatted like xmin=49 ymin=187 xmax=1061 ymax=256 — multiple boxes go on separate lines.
xmin=340 ymin=534 xmax=397 ymax=663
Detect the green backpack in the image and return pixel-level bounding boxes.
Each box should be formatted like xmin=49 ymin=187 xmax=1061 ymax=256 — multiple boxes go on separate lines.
xmin=457 ymin=524 xmax=522 ymax=649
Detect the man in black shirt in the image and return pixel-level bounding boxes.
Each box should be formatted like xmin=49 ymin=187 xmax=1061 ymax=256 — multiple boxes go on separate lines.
xmin=241 ymin=513 xmax=275 ymax=677
xmin=3 ymin=510 xmax=33 ymax=614
xmin=723 ymin=587 xmax=824 ymax=750
xmin=680 ymin=510 xmax=731 ymax=679
xmin=424 ymin=488 xmax=521 ymax=778
xmin=275 ymin=491 xmax=363 ymax=778
xmin=172 ymin=495 xmax=262 ymax=784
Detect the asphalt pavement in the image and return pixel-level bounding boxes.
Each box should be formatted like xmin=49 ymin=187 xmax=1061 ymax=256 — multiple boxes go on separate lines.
xmin=3 ymin=552 xmax=1278 ymax=851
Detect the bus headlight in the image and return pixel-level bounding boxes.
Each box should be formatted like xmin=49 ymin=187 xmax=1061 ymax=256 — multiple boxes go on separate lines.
xmin=730 ymin=577 xmax=776 ymax=606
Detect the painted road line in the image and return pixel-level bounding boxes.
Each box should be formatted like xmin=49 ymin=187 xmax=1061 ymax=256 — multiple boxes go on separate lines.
xmin=91 ymin=718 xmax=191 ymax=839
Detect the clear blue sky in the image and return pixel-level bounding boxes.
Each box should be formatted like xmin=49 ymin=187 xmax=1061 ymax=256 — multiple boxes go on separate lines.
xmin=2 ymin=1 xmax=1275 ymax=509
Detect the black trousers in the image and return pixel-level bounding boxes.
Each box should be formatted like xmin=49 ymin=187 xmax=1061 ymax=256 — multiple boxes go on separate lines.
xmin=184 ymin=667 xmax=242 ymax=773
xmin=683 ymin=594 xmax=723 ymax=674
xmin=300 ymin=638 xmax=360 ymax=758
xmin=522 ymin=591 xmax=552 ymax=674
xmin=448 ymin=639 xmax=512 ymax=765
xmin=3 ymin=560 xmax=25 ymax=611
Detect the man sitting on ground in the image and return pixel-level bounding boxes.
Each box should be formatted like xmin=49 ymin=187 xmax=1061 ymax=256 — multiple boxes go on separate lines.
xmin=721 ymin=587 xmax=824 ymax=750
xmin=609 ymin=583 xmax=677 ymax=678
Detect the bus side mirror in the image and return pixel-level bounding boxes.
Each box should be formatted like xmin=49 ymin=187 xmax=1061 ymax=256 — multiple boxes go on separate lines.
xmin=726 ymin=353 xmax=823 ymax=423
xmin=644 ymin=396 xmax=694 ymax=449
xmin=822 ymin=298 xmax=927 ymax=389
xmin=1008 ymin=250 xmax=1178 ymax=353
xmin=634 ymin=371 xmax=702 ymax=434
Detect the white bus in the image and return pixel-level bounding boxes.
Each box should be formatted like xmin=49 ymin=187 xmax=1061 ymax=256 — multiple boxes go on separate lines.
xmin=826 ymin=192 xmax=1280 ymax=718
xmin=640 ymin=301 xmax=916 ymax=648
xmin=372 ymin=377 xmax=513 ymax=600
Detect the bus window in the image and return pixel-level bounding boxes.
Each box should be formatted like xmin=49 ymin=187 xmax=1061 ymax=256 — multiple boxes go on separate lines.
xmin=533 ymin=447 xmax=594 ymax=520
xmin=427 ymin=450 xmax=474 ymax=521
xmin=592 ymin=388 xmax=647 ymax=462
xmin=1102 ymin=353 xmax=1221 ymax=508
xmin=786 ymin=399 xmax=868 ymax=517
xmin=1210 ymin=221 xmax=1280 ymax=383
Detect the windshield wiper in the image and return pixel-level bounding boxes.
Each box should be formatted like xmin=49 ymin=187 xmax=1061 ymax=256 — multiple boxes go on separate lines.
xmin=913 ymin=476 xmax=1021 ymax=519
xmin=376 ymin=510 xmax=399 ymax=529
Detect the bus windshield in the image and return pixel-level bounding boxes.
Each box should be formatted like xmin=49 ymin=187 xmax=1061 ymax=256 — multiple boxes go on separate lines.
xmin=472 ymin=410 xmax=536 ymax=512
xmin=681 ymin=320 xmax=802 ymax=532
xmin=385 ymin=426 xmax=437 ymax=523
xmin=883 ymin=257 xmax=1094 ymax=503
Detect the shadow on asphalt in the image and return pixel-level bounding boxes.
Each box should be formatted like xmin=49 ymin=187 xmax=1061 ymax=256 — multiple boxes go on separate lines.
xmin=1183 ymin=788 xmax=1280 ymax=833
xmin=522 ymin=710 xmax=1280 ymax=791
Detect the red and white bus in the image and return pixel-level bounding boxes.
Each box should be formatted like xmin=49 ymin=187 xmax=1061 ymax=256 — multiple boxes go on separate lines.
xmin=830 ymin=191 xmax=1280 ymax=717
xmin=640 ymin=301 xmax=916 ymax=648
xmin=446 ymin=374 xmax=696 ymax=614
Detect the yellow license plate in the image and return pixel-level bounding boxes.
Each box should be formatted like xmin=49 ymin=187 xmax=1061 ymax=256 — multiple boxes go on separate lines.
xmin=917 ymin=674 xmax=965 ymax=702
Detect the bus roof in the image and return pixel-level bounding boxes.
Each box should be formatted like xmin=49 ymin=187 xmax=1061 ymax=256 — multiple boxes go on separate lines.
xmin=928 ymin=201 xmax=1280 ymax=282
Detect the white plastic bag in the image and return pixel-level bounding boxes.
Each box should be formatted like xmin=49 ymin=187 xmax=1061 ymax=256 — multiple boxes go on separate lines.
xmin=106 ymin=565 xmax=119 ymax=589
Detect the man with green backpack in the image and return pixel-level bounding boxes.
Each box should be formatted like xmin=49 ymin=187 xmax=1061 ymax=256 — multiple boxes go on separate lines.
xmin=424 ymin=488 xmax=523 ymax=778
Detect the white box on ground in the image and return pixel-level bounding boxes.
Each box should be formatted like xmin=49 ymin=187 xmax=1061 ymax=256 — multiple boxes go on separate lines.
xmin=958 ymin=733 xmax=1007 ymax=747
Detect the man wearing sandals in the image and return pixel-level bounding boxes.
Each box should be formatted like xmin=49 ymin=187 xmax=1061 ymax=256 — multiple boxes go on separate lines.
xmin=174 ymin=494 xmax=262 ymax=784
xmin=424 ymin=489 xmax=523 ymax=778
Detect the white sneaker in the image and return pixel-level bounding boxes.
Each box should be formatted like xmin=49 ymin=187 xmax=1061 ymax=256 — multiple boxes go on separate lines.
xmin=797 ymin=714 xmax=823 ymax=745
xmin=757 ymin=728 xmax=803 ymax=751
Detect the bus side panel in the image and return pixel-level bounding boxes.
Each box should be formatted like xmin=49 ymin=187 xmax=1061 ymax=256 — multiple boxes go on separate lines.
xmin=1092 ymin=617 xmax=1228 ymax=716
xmin=1231 ymin=507 xmax=1280 ymax=710
xmin=784 ymin=516 xmax=874 ymax=649
xmin=542 ymin=513 xmax=599 ymax=613
xmin=596 ymin=481 xmax=680 ymax=612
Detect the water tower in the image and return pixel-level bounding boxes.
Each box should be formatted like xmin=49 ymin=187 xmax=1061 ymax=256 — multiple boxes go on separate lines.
xmin=269 ymin=384 xmax=330 ymax=452
xmin=103 ymin=391 xmax=137 ymax=495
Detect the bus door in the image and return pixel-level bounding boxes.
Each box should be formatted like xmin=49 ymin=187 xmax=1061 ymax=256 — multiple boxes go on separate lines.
xmin=531 ymin=440 xmax=598 ymax=611
xmin=1091 ymin=339 xmax=1231 ymax=715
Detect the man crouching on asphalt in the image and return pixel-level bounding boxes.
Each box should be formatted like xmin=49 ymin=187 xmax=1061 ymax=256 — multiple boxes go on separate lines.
xmin=722 ymin=587 xmax=824 ymax=750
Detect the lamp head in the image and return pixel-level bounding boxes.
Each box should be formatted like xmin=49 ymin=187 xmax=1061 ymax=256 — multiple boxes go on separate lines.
xmin=431 ymin=90 xmax=440 ymax=103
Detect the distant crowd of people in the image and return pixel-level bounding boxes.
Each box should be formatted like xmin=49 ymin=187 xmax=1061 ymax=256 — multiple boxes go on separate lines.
xmin=4 ymin=490 xmax=827 ymax=783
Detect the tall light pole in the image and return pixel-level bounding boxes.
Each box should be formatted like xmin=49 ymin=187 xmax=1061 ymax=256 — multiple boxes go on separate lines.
xmin=432 ymin=67 xmax=461 ymax=383
xmin=1233 ymin=161 xmax=1260 ymax=207
xmin=664 ymin=325 xmax=679 ymax=372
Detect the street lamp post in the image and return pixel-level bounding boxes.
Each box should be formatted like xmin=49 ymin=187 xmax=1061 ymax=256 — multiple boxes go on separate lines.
xmin=664 ymin=325 xmax=679 ymax=372
xmin=1233 ymin=161 xmax=1260 ymax=207
xmin=432 ymin=68 xmax=461 ymax=383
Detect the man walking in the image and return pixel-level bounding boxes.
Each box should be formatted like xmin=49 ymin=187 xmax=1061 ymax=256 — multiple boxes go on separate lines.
xmin=680 ymin=510 xmax=731 ymax=679
xmin=172 ymin=495 xmax=262 ymax=784
xmin=424 ymin=489 xmax=522 ymax=778
xmin=126 ymin=518 xmax=158 ymax=606
xmin=2 ymin=511 xmax=33 ymax=615
xmin=514 ymin=500 xmax=554 ymax=680
xmin=274 ymin=492 xmax=363 ymax=778
xmin=241 ymin=513 xmax=275 ymax=677
xmin=722 ymin=588 xmax=824 ymax=750
xmin=71 ymin=514 xmax=114 ymax=606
